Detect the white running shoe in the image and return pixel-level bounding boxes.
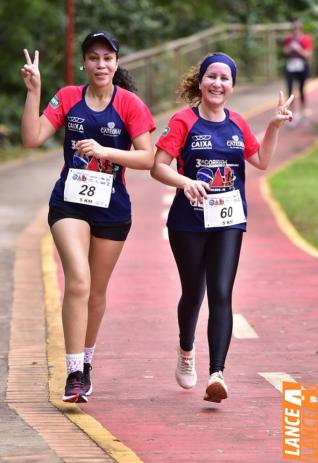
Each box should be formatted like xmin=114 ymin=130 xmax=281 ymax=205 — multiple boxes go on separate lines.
xmin=204 ymin=371 xmax=228 ymax=403
xmin=175 ymin=347 xmax=197 ymax=389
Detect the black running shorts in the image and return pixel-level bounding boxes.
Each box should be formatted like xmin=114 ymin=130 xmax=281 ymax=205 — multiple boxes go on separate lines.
xmin=48 ymin=205 xmax=131 ymax=241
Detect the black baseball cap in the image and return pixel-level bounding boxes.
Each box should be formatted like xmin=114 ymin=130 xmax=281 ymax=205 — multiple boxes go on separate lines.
xmin=81 ymin=31 xmax=119 ymax=56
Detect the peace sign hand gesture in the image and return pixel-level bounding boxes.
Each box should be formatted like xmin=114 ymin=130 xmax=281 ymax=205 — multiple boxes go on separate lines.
xmin=272 ymin=91 xmax=294 ymax=128
xmin=21 ymin=49 xmax=41 ymax=92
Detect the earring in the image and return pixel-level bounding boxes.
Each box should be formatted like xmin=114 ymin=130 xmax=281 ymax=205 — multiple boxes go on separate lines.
xmin=80 ymin=65 xmax=85 ymax=71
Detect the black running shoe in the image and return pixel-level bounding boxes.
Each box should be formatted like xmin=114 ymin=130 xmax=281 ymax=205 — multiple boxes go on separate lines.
xmin=83 ymin=363 xmax=93 ymax=396
xmin=63 ymin=370 xmax=88 ymax=403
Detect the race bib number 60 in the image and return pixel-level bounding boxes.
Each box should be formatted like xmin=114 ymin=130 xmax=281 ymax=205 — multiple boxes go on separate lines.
xmin=64 ymin=168 xmax=113 ymax=208
xmin=203 ymin=190 xmax=246 ymax=228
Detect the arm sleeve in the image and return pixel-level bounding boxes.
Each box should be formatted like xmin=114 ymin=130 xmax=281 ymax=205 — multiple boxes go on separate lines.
xmin=155 ymin=113 xmax=191 ymax=158
xmin=43 ymin=86 xmax=83 ymax=130
xmin=301 ymin=35 xmax=313 ymax=51
xmin=43 ymin=88 xmax=66 ymax=130
xmin=122 ymin=92 xmax=156 ymax=139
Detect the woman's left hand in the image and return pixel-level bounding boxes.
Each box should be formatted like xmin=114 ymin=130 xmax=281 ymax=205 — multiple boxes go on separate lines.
xmin=271 ymin=91 xmax=294 ymax=128
xmin=75 ymin=139 xmax=107 ymax=159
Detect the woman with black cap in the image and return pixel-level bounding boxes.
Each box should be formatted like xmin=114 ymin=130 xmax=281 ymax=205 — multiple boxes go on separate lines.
xmin=151 ymin=53 xmax=293 ymax=403
xmin=21 ymin=30 xmax=156 ymax=403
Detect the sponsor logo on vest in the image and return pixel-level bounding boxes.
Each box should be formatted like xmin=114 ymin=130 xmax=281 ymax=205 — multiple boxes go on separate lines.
xmin=49 ymin=95 xmax=59 ymax=109
xmin=191 ymin=134 xmax=212 ymax=150
xmin=68 ymin=117 xmax=85 ymax=123
xmin=227 ymin=134 xmax=244 ymax=149
xmin=196 ymin=159 xmax=227 ymax=168
xmin=67 ymin=116 xmax=85 ymax=133
xmin=101 ymin=121 xmax=122 ymax=136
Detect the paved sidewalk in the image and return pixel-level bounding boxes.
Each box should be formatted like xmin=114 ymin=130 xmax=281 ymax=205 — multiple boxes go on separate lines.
xmin=1 ymin=78 xmax=318 ymax=463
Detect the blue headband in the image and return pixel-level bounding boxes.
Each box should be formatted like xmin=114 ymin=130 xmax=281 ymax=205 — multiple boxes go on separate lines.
xmin=199 ymin=53 xmax=237 ymax=85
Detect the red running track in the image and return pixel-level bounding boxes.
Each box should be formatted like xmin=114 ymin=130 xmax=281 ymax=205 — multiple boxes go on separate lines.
xmin=55 ymin=87 xmax=318 ymax=463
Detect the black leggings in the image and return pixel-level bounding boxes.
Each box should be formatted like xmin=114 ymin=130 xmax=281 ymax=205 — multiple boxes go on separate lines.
xmin=285 ymin=68 xmax=309 ymax=106
xmin=169 ymin=228 xmax=243 ymax=374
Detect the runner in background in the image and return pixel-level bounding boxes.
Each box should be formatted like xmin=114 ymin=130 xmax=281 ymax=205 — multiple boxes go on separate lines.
xmin=151 ymin=53 xmax=293 ymax=403
xmin=283 ymin=18 xmax=313 ymax=124
xmin=21 ymin=30 xmax=155 ymax=403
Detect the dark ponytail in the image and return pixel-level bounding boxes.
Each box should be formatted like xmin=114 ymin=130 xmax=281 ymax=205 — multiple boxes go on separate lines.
xmin=113 ymin=66 xmax=137 ymax=93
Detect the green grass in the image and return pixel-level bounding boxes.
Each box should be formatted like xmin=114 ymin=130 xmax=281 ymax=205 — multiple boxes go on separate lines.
xmin=269 ymin=145 xmax=318 ymax=250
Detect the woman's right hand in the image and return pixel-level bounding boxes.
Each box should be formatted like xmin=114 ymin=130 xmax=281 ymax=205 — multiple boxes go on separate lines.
xmin=182 ymin=179 xmax=210 ymax=204
xmin=21 ymin=49 xmax=40 ymax=91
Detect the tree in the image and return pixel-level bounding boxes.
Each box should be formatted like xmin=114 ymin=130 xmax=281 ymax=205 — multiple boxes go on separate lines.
xmin=0 ymin=0 xmax=65 ymax=145
xmin=0 ymin=0 xmax=317 ymax=146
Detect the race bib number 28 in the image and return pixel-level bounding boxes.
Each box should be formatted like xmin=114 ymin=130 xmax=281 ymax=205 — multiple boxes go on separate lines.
xmin=203 ymin=190 xmax=246 ymax=228
xmin=64 ymin=168 xmax=113 ymax=208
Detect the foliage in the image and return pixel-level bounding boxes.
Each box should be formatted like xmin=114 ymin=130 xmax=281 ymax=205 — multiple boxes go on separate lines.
xmin=0 ymin=0 xmax=65 ymax=145
xmin=0 ymin=0 xmax=318 ymax=147
xmin=212 ymin=0 xmax=312 ymax=23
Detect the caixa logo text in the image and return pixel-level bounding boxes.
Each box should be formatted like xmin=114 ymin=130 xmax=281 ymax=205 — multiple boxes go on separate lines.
xmin=67 ymin=116 xmax=85 ymax=133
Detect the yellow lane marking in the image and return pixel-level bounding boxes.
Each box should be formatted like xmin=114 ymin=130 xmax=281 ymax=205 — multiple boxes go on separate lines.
xmin=260 ymin=140 xmax=318 ymax=260
xmin=41 ymin=232 xmax=144 ymax=463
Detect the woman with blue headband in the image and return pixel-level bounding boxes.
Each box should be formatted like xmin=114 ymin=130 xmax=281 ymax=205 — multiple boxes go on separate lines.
xmin=151 ymin=53 xmax=293 ymax=403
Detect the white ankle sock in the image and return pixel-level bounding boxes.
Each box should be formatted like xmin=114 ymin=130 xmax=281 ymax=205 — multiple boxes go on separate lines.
xmin=65 ymin=352 xmax=84 ymax=375
xmin=84 ymin=345 xmax=96 ymax=365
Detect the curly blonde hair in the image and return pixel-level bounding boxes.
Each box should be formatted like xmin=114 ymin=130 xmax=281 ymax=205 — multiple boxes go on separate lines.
xmin=177 ymin=61 xmax=202 ymax=106
xmin=177 ymin=53 xmax=237 ymax=106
